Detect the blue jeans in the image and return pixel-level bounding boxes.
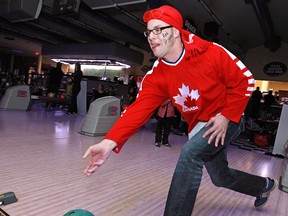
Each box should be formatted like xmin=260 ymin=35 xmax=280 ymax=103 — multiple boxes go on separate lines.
xmin=164 ymin=117 xmax=266 ymax=216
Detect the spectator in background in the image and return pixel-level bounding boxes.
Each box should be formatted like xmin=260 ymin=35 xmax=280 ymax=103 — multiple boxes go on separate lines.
xmin=45 ymin=62 xmax=64 ymax=109
xmin=128 ymin=76 xmax=137 ymax=91
xmin=274 ymin=91 xmax=279 ymax=102
xmin=65 ymin=76 xmax=73 ymax=104
xmin=263 ymin=90 xmax=276 ymax=113
xmin=47 ymin=62 xmax=64 ymax=97
xmin=155 ymin=99 xmax=175 ymax=147
xmin=68 ymin=62 xmax=83 ymax=115
xmin=250 ymin=86 xmax=263 ymax=119
xmin=127 ymin=76 xmax=138 ymax=105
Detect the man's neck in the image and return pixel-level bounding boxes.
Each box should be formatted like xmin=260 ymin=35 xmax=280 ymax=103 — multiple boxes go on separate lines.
xmin=163 ymin=42 xmax=184 ymax=62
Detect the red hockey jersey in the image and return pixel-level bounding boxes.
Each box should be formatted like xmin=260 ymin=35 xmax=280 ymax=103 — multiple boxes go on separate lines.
xmin=105 ymin=32 xmax=255 ymax=153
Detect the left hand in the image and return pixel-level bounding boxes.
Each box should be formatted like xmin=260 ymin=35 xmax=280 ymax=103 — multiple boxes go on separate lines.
xmin=83 ymin=139 xmax=117 ymax=176
xmin=202 ymin=114 xmax=229 ymax=147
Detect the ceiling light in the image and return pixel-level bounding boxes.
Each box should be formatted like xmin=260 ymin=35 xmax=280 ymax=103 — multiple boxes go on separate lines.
xmin=51 ymin=58 xmax=130 ymax=68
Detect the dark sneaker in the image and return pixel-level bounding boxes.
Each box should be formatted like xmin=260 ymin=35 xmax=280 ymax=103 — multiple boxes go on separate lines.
xmin=155 ymin=143 xmax=160 ymax=147
xmin=163 ymin=143 xmax=172 ymax=147
xmin=254 ymin=178 xmax=278 ymax=208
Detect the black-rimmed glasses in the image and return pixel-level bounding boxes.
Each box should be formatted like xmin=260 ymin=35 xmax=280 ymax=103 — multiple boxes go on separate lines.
xmin=144 ymin=26 xmax=173 ymax=37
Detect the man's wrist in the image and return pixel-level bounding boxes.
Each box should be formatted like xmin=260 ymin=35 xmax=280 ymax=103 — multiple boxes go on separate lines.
xmin=103 ymin=139 xmax=118 ymax=150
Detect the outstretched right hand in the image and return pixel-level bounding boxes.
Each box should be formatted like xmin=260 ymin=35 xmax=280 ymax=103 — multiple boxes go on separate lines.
xmin=83 ymin=139 xmax=117 ymax=176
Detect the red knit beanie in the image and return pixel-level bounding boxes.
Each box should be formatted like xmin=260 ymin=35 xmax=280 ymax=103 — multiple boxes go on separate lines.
xmin=143 ymin=5 xmax=210 ymax=58
xmin=143 ymin=5 xmax=183 ymax=30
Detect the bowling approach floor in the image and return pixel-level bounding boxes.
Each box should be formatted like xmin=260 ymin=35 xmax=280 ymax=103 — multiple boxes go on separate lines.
xmin=1 ymin=107 xmax=288 ymax=216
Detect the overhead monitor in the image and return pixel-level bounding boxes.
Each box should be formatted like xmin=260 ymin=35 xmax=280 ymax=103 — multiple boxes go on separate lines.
xmin=53 ymin=0 xmax=81 ymax=15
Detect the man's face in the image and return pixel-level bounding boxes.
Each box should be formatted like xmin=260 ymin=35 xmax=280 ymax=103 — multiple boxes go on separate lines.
xmin=146 ymin=19 xmax=175 ymax=59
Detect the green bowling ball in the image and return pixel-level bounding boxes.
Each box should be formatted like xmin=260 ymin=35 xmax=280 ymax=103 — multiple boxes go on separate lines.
xmin=64 ymin=209 xmax=94 ymax=216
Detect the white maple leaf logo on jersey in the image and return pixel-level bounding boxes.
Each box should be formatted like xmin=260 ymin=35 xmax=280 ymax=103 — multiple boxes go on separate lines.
xmin=173 ymin=84 xmax=200 ymax=112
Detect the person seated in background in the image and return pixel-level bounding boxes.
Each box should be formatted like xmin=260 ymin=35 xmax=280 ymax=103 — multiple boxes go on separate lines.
xmin=87 ymin=83 xmax=108 ymax=111
xmin=128 ymin=86 xmax=137 ymax=105
xmin=107 ymin=86 xmax=115 ymax=96
xmin=91 ymin=83 xmax=107 ymax=102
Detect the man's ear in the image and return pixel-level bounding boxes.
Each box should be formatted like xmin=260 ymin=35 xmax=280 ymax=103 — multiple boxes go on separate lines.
xmin=173 ymin=27 xmax=181 ymax=38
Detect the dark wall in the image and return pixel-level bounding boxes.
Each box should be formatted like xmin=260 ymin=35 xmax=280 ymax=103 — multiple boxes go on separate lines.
xmin=0 ymin=54 xmax=37 ymax=75
xmin=14 ymin=56 xmax=38 ymax=75
xmin=0 ymin=54 xmax=10 ymax=73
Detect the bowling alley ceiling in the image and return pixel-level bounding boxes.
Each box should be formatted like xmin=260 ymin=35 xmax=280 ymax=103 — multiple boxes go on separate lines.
xmin=0 ymin=0 xmax=288 ymax=64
